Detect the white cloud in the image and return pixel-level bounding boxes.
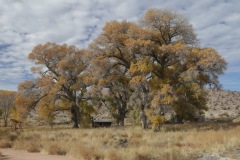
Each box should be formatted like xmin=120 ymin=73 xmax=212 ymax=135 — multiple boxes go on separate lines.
xmin=0 ymin=0 xmax=239 ymax=90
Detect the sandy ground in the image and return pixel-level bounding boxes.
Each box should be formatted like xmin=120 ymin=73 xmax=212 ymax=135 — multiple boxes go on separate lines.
xmin=0 ymin=148 xmax=77 ymax=160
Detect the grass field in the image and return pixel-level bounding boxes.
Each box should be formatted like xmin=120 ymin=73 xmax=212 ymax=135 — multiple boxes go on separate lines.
xmin=0 ymin=122 xmax=240 ymax=160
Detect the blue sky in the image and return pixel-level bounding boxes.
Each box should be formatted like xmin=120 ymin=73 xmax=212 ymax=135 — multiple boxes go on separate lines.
xmin=0 ymin=0 xmax=239 ymax=91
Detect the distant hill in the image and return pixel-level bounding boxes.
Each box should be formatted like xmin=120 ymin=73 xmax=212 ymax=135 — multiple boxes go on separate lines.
xmin=205 ymin=89 xmax=240 ymax=119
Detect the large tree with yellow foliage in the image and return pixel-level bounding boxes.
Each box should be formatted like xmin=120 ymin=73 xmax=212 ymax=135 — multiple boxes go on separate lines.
xmin=15 ymin=8 xmax=227 ymax=128
xmin=15 ymin=43 xmax=92 ymax=128
xmin=89 ymin=20 xmax=136 ymax=126
xmin=132 ymin=9 xmax=226 ymax=123
xmin=91 ymin=8 xmax=227 ymax=125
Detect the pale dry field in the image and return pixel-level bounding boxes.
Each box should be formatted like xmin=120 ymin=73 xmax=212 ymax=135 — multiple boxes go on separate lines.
xmin=0 ymin=123 xmax=240 ymax=160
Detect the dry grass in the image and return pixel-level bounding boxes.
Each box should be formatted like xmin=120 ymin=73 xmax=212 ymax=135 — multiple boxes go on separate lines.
xmin=0 ymin=122 xmax=240 ymax=159
xmin=0 ymin=139 xmax=12 ymax=148
xmin=26 ymin=142 xmax=41 ymax=153
xmin=48 ymin=144 xmax=67 ymax=155
xmin=0 ymin=128 xmax=14 ymax=148
xmin=7 ymin=132 xmax=18 ymax=141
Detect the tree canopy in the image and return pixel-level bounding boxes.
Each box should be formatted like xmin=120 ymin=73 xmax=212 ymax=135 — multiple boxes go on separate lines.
xmin=15 ymin=43 xmax=92 ymax=128
xmin=15 ymin=8 xmax=227 ymax=128
xmin=90 ymin=8 xmax=227 ymax=125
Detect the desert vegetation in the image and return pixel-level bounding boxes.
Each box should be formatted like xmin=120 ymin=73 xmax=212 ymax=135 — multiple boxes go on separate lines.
xmin=0 ymin=123 xmax=240 ymax=160
xmin=206 ymin=90 xmax=240 ymax=119
xmin=1 ymin=7 xmax=238 ymax=160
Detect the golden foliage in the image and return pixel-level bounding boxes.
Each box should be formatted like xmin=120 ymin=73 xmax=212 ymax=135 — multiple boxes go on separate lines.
xmin=129 ymin=58 xmax=152 ymax=74
xmin=38 ymin=99 xmax=56 ymax=124
xmin=89 ymin=8 xmax=226 ymax=124
xmin=129 ymin=76 xmax=147 ymax=86
xmin=15 ymin=42 xmax=93 ymax=127
xmin=14 ymin=8 xmax=227 ymax=126
xmin=150 ymin=115 xmax=165 ymax=131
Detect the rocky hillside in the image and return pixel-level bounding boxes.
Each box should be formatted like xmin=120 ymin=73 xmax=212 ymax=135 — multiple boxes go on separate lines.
xmin=205 ymin=89 xmax=240 ymax=119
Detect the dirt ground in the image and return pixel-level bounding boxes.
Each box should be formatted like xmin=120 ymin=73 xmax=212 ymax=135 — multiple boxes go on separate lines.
xmin=0 ymin=148 xmax=77 ymax=160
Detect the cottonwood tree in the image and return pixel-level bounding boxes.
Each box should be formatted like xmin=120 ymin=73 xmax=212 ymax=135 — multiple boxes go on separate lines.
xmin=15 ymin=43 xmax=91 ymax=128
xmin=0 ymin=90 xmax=16 ymax=127
xmin=127 ymin=8 xmax=227 ymax=123
xmin=90 ymin=8 xmax=227 ymax=127
xmin=128 ymin=74 xmax=153 ymax=128
xmin=98 ymin=76 xmax=131 ymax=126
xmin=89 ymin=21 xmax=136 ymax=126
xmin=38 ymin=96 xmax=58 ymax=128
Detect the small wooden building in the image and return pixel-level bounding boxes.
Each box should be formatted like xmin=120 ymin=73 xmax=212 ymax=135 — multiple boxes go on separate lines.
xmin=92 ymin=120 xmax=112 ymax=128
xmin=194 ymin=115 xmax=205 ymax=123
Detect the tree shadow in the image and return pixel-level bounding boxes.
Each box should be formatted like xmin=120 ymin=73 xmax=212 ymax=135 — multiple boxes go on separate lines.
xmin=1 ymin=155 xmax=11 ymax=160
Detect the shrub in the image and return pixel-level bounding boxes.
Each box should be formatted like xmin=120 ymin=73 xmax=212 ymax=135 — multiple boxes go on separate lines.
xmin=26 ymin=143 xmax=40 ymax=153
xmin=48 ymin=144 xmax=66 ymax=155
xmin=134 ymin=153 xmax=157 ymax=160
xmin=150 ymin=116 xmax=164 ymax=131
xmin=219 ymin=112 xmax=230 ymax=118
xmin=7 ymin=132 xmax=18 ymax=141
xmin=76 ymin=145 xmax=103 ymax=160
xmin=106 ymin=150 xmax=122 ymax=160
xmin=222 ymin=107 xmax=227 ymax=110
xmin=236 ymin=105 xmax=240 ymax=110
xmin=0 ymin=140 xmax=12 ymax=148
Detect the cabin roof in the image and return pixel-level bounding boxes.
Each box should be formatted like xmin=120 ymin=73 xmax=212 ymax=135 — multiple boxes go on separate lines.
xmin=93 ymin=120 xmax=112 ymax=123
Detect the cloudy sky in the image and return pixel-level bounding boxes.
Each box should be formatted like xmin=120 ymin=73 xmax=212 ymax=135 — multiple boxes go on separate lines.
xmin=0 ymin=0 xmax=239 ymax=91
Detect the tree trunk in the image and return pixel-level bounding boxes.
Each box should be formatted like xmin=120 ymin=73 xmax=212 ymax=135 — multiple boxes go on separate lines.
xmin=116 ymin=108 xmax=126 ymax=126
xmin=3 ymin=119 xmax=7 ymax=127
xmin=176 ymin=116 xmax=183 ymax=124
xmin=139 ymin=110 xmax=148 ymax=129
xmin=118 ymin=115 xmax=125 ymax=126
xmin=142 ymin=117 xmax=148 ymax=129
xmin=91 ymin=116 xmax=95 ymax=128
xmin=3 ymin=115 xmax=8 ymax=127
xmin=71 ymin=104 xmax=80 ymax=128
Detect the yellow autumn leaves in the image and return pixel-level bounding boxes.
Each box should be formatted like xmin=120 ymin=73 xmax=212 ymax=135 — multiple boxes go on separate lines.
xmin=13 ymin=8 xmax=227 ymax=128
